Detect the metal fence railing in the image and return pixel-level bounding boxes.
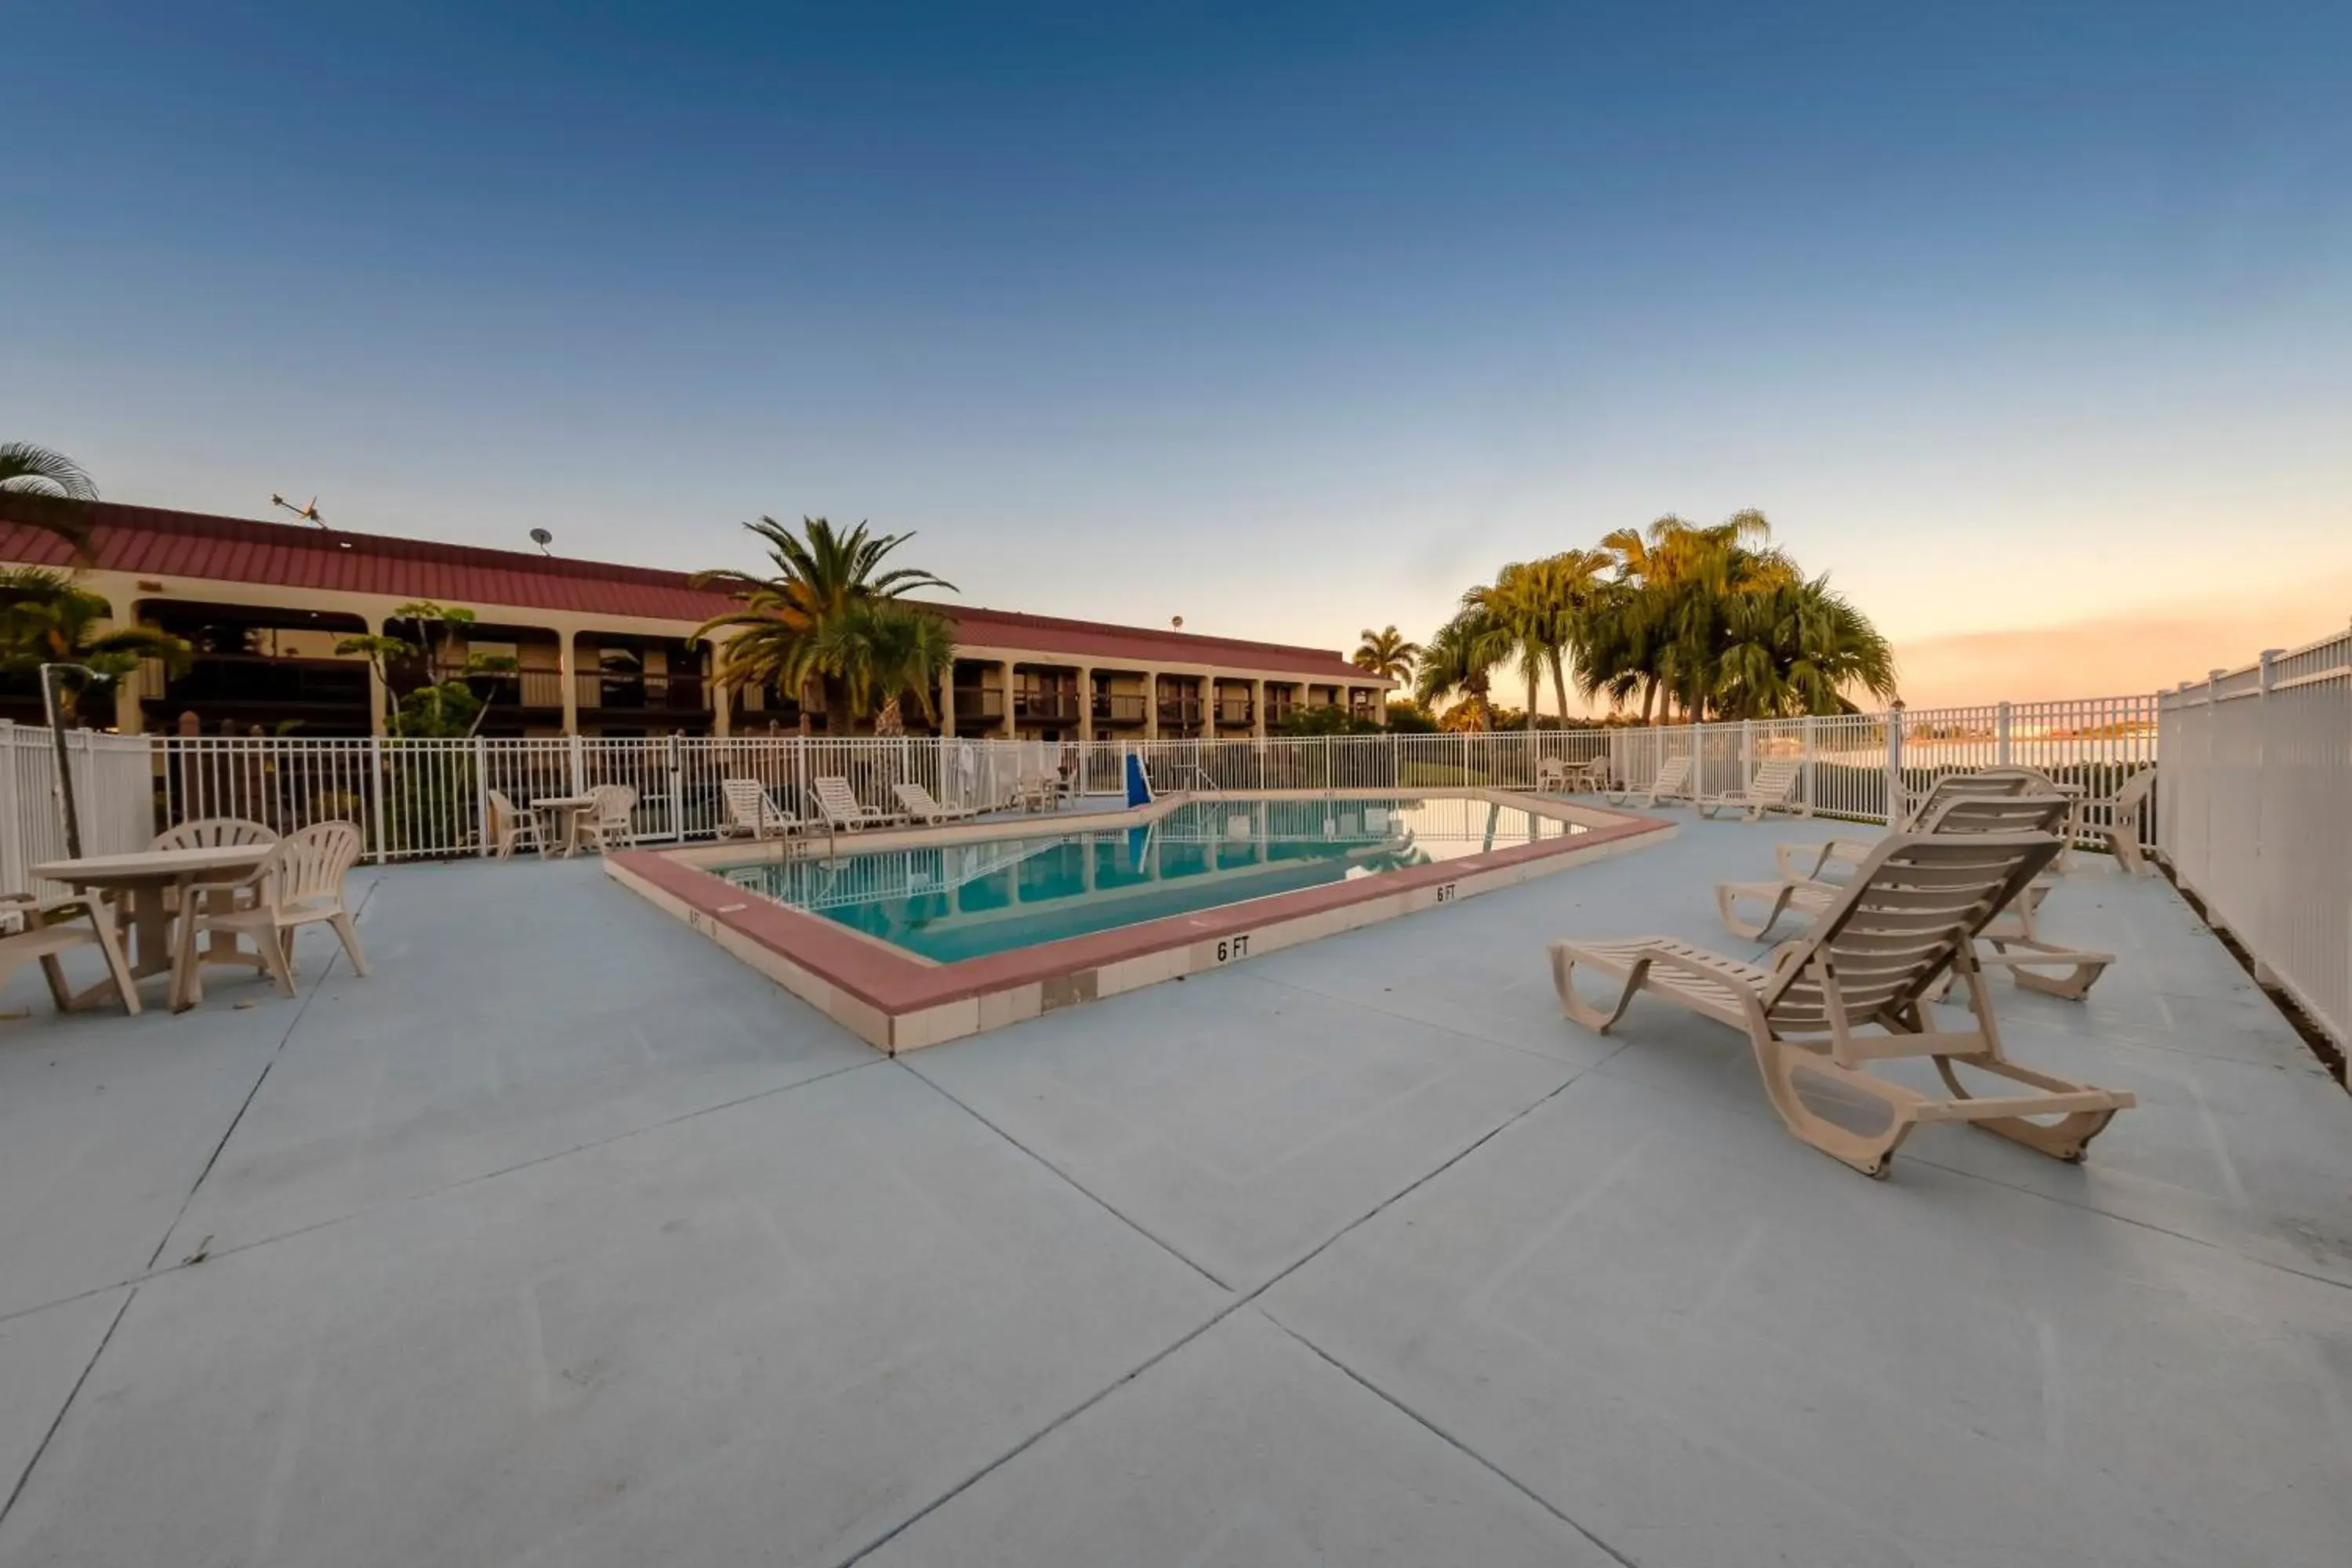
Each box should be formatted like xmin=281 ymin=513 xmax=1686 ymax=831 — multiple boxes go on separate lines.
xmin=1 ymin=724 xmax=158 ymax=897
xmin=0 ymin=695 xmax=2172 ymax=895
xmin=2160 ymin=630 xmax=2350 ymax=1058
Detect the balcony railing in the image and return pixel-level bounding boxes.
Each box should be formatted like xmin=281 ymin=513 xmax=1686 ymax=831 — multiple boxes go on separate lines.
xmin=952 ymin=689 xmax=1005 ymax=721
xmin=1214 ymin=699 xmax=1254 ymax=726
xmin=431 ymin=666 xmax=568 ymax=709
xmin=579 ymin=671 xmax=707 ymax=713
xmin=1092 ymin=693 xmax=1148 ymax=723
xmin=1014 ymin=691 xmax=1080 ymax=724
xmin=152 ymin=654 xmax=371 ymax=709
xmin=1156 ymin=699 xmax=1204 ymax=725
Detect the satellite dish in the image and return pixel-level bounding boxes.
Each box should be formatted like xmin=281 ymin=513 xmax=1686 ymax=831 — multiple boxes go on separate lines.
xmin=528 ymin=528 xmax=554 ymax=556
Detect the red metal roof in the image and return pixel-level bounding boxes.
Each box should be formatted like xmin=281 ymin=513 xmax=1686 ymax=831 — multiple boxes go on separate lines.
xmin=0 ymin=496 xmax=1380 ymax=683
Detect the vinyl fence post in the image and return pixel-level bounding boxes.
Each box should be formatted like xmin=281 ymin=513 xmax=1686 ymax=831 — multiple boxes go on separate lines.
xmin=2252 ymin=651 xmax=2281 ymax=980
xmin=1740 ymin=718 xmax=1755 ymax=786
xmin=668 ymin=731 xmax=684 ymax=842
xmin=368 ymin=734 xmax=389 ymax=864
xmin=568 ymin=732 xmax=586 ymax=797
xmin=0 ymin=721 xmax=20 ymax=896
xmin=1994 ymin=701 xmax=2013 ymax=766
xmin=474 ymin=736 xmax=491 ymax=858
xmin=1883 ymin=700 xmax=1906 ymax=827
xmin=1801 ymin=713 xmax=1817 ymax=812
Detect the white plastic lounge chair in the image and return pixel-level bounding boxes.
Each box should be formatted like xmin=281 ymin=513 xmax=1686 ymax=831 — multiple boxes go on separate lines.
xmin=721 ymin=778 xmax=803 ymax=840
xmin=1696 ymin=757 xmax=1809 ymax=822
xmin=811 ymin=775 xmax=900 ymax=831
xmin=1553 ymin=830 xmax=2135 ymax=1176
xmin=892 ymin=781 xmax=978 ymax=825
xmin=1719 ymin=795 xmax=2116 ymax=999
xmin=0 ymin=889 xmax=140 ymax=1018
xmin=574 ymin=784 xmax=640 ymax=853
xmin=2075 ymin=768 xmax=2156 ymax=875
xmin=485 ymin=790 xmax=545 ymax=859
xmin=1774 ymin=768 xmax=2034 ymax=882
xmin=1602 ymin=754 xmax=1693 ymax=808
xmin=184 ymin=821 xmax=368 ymax=1005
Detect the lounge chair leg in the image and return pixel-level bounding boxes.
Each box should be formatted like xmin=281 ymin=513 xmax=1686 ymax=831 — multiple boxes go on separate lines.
xmin=1932 ymin=1060 xmax=2120 ymax=1162
xmin=39 ymin=955 xmax=73 ymax=1012
xmin=1751 ymin=1034 xmax=1914 ymax=1178
xmin=1980 ymin=939 xmax=2111 ymax=1001
xmin=1715 ymin=884 xmax=1793 ymax=942
xmin=330 ymin=913 xmax=371 ymax=977
xmin=1548 ymin=946 xmax=1647 ymax=1034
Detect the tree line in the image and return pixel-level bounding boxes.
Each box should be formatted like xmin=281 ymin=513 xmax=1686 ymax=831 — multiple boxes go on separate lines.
xmin=1354 ymin=510 xmax=1896 ymax=731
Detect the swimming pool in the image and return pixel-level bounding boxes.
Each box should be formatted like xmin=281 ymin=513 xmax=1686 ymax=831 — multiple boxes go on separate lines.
xmin=713 ymin=795 xmax=1587 ymax=963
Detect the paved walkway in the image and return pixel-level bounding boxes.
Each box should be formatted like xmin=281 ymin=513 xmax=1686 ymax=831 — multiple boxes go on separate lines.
xmin=2 ymin=811 xmax=2347 ymax=1566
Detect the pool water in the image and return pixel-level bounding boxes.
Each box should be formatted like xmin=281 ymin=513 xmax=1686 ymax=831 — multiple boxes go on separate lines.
xmin=714 ymin=796 xmax=1583 ymax=964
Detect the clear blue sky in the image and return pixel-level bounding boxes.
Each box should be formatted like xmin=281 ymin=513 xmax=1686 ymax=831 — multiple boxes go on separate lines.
xmin=9 ymin=3 xmax=2349 ymax=702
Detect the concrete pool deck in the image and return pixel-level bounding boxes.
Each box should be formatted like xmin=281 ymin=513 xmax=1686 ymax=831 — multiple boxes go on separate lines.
xmin=2 ymin=810 xmax=2347 ymax=1566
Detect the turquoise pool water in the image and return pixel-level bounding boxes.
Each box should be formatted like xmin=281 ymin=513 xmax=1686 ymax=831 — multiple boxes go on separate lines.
xmin=714 ymin=796 xmax=1583 ymax=963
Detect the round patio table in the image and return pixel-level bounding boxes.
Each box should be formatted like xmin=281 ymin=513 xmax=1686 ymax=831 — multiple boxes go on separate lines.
xmin=33 ymin=844 xmax=275 ymax=1012
xmin=528 ymin=795 xmax=598 ymax=858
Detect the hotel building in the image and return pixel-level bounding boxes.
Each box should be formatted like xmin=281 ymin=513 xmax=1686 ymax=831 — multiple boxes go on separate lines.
xmin=0 ymin=498 xmax=1389 ymax=740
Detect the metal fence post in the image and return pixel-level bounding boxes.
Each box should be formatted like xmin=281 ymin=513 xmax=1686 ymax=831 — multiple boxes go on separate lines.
xmin=1884 ymin=700 xmax=1905 ymax=826
xmin=668 ymin=731 xmax=684 ymax=842
xmin=1995 ymin=701 xmax=2012 ymax=766
xmin=474 ymin=736 xmax=491 ymax=857
xmin=1740 ymin=718 xmax=1755 ymax=786
xmin=568 ymin=732 xmax=586 ymax=797
xmin=367 ymin=734 xmax=389 ymax=864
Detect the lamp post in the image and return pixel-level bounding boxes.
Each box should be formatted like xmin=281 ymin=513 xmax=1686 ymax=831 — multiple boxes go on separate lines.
xmin=39 ymin=662 xmax=93 ymax=859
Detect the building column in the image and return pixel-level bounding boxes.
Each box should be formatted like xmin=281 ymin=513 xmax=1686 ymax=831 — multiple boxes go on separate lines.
xmin=940 ymin=666 xmax=956 ymax=736
xmin=1078 ymin=668 xmax=1094 ymax=745
xmin=707 ymin=643 xmax=732 ymax=737
xmin=999 ymin=660 xmax=1017 ymax=739
xmin=1251 ymin=677 xmax=1266 ymax=739
xmin=559 ymin=634 xmax=580 ymax=737
xmin=1145 ymin=670 xmax=1160 ymax=741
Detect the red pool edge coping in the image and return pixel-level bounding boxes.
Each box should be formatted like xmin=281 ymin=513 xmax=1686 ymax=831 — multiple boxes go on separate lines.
xmin=606 ymin=802 xmax=1675 ymax=1053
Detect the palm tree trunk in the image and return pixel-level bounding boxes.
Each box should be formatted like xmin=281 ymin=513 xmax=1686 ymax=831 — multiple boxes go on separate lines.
xmin=1546 ymin=651 xmax=1570 ymax=730
xmin=1524 ymin=668 xmax=1537 ymax=732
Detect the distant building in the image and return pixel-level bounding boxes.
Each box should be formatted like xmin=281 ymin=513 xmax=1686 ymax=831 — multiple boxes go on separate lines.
xmin=0 ymin=498 xmax=1388 ymax=739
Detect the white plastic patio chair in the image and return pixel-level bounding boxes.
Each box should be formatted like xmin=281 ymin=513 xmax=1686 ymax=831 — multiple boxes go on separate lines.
xmin=1774 ymin=768 xmax=2034 ymax=882
xmin=1696 ymin=757 xmax=1809 ymax=822
xmin=721 ymin=778 xmax=803 ymax=840
xmin=1719 ymin=794 xmax=2116 ymax=1000
xmin=1012 ymin=771 xmax=1058 ymax=813
xmin=892 ymin=781 xmax=978 ymax=825
xmin=0 ymin=889 xmax=140 ymax=1018
xmin=1602 ymin=753 xmax=1693 ymax=808
xmin=485 ymin=790 xmax=546 ymax=859
xmin=183 ymin=821 xmax=368 ymax=1004
xmin=1554 ymin=829 xmax=2135 ymax=1176
xmin=2074 ymin=768 xmax=2157 ymax=875
xmin=573 ymin=784 xmax=640 ymax=853
xmin=811 ymin=775 xmax=899 ymax=832
xmin=150 ymin=816 xmax=282 ymax=920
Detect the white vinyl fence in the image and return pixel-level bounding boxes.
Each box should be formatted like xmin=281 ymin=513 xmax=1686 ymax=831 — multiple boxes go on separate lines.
xmin=0 ymin=724 xmax=157 ymax=896
xmin=2160 ymin=627 xmax=2351 ymax=1057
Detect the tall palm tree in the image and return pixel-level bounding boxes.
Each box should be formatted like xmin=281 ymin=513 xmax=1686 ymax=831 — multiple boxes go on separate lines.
xmin=1461 ymin=565 xmax=1549 ymax=732
xmin=0 ymin=568 xmax=190 ymax=722
xmin=1413 ymin=608 xmax=1505 ymax=731
xmin=1581 ymin=511 xmax=1798 ymax=722
xmin=806 ymin=599 xmax=956 ymax=735
xmin=1352 ymin=626 xmax=1421 ymax=684
xmin=694 ymin=517 xmax=956 ymax=735
xmin=0 ymin=442 xmax=100 ymax=557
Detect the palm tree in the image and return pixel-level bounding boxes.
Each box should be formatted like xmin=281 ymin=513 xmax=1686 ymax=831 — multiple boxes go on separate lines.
xmin=0 ymin=442 xmax=100 ymax=557
xmin=806 ymin=599 xmax=956 ymax=735
xmin=1578 ymin=511 xmax=1800 ymax=722
xmin=1352 ymin=626 xmax=1420 ymax=684
xmin=0 ymin=568 xmax=190 ymax=722
xmin=694 ymin=517 xmax=956 ymax=735
xmin=1413 ymin=608 xmax=1505 ymax=731
xmin=1711 ymin=576 xmax=1896 ymax=717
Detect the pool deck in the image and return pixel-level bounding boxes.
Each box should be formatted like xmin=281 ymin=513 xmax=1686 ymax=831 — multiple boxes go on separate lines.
xmin=2 ymin=808 xmax=2348 ymax=1566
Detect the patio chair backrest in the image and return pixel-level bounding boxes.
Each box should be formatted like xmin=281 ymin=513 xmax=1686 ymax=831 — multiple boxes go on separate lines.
xmin=811 ymin=776 xmax=866 ymax=818
xmin=894 ymin=781 xmax=941 ymax=815
xmin=1746 ymin=757 xmax=1801 ymax=800
xmin=2109 ymin=768 xmax=2158 ymax=813
xmin=1762 ymin=831 xmax=2059 ymax=1031
xmin=1651 ymin=755 xmax=1693 ymax=793
xmin=591 ymin=783 xmax=637 ymax=826
xmin=154 ymin=816 xmax=279 ymax=852
xmin=1916 ymin=793 xmax=2071 ymax=837
xmin=263 ymin=821 xmax=364 ymax=913
xmin=1900 ymin=769 xmax=2029 ymax=829
xmin=486 ymin=789 xmax=524 ymax=830
xmin=722 ymin=777 xmax=781 ymax=827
